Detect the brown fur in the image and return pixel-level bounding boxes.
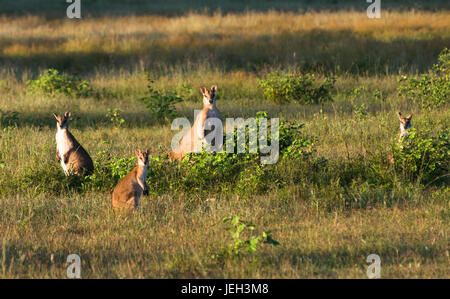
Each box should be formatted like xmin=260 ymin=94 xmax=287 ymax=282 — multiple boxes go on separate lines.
xmin=388 ymin=112 xmax=413 ymax=165
xmin=112 ymin=149 xmax=150 ymax=210
xmin=54 ymin=112 xmax=94 ymax=176
xmin=397 ymin=111 xmax=413 ymax=142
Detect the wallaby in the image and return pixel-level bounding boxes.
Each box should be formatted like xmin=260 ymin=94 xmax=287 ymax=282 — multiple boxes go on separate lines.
xmin=388 ymin=111 xmax=413 ymax=164
xmin=54 ymin=111 xmax=94 ymax=176
xmin=112 ymin=149 xmax=150 ymax=210
xmin=397 ymin=111 xmax=413 ymax=142
xmin=170 ymin=85 xmax=222 ymax=160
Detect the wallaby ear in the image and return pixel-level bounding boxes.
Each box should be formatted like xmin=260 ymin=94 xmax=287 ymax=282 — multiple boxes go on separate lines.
xmin=200 ymin=87 xmax=208 ymax=96
xmin=64 ymin=111 xmax=71 ymax=118
xmin=407 ymin=114 xmax=413 ymax=120
xmin=135 ymin=149 xmax=141 ymax=156
xmin=398 ymin=112 xmax=403 ymax=120
xmin=210 ymin=85 xmax=217 ymax=99
xmin=145 ymin=148 xmax=151 ymax=156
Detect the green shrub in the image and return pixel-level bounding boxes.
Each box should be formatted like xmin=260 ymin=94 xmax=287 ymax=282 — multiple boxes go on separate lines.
xmin=179 ymin=112 xmax=315 ymax=194
xmin=258 ymin=72 xmax=335 ymax=104
xmin=26 ymin=68 xmax=93 ymax=98
xmin=182 ymin=151 xmax=255 ymax=193
xmin=398 ymin=48 xmax=450 ymax=109
xmin=83 ymin=151 xmax=136 ymax=191
xmin=138 ymin=78 xmax=183 ymax=123
xmin=21 ymin=164 xmax=83 ymax=195
xmin=392 ymin=127 xmax=449 ymax=184
xmin=235 ymin=165 xmax=272 ymax=198
xmin=0 ymin=109 xmax=19 ymax=128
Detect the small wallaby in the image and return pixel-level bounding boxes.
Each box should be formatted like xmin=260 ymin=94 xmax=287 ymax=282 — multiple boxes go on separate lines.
xmin=170 ymin=85 xmax=222 ymax=160
xmin=112 ymin=149 xmax=150 ymax=210
xmin=388 ymin=111 xmax=413 ymax=164
xmin=54 ymin=111 xmax=94 ymax=176
xmin=398 ymin=111 xmax=413 ymax=142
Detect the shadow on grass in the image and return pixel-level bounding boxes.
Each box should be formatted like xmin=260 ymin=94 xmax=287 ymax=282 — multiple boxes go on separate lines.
xmin=1 ymin=29 xmax=449 ymax=76
xmin=0 ymin=239 xmax=444 ymax=278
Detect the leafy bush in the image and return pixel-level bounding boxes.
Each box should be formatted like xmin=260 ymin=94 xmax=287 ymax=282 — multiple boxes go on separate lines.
xmin=0 ymin=109 xmax=19 ymax=128
xmin=235 ymin=165 xmax=272 ymax=197
xmin=21 ymin=164 xmax=83 ymax=195
xmin=392 ymin=127 xmax=449 ymax=184
xmin=258 ymin=72 xmax=335 ymax=104
xmin=138 ymin=78 xmax=183 ymax=123
xmin=83 ymin=151 xmax=136 ymax=191
xmin=398 ymin=48 xmax=450 ymax=109
xmin=182 ymin=151 xmax=255 ymax=193
xmin=26 ymin=68 xmax=93 ymax=98
xmin=180 ymin=111 xmax=316 ymax=194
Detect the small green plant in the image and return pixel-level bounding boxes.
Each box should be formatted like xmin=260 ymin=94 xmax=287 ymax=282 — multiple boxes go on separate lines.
xmin=26 ymin=68 xmax=93 ymax=98
xmin=106 ymin=108 xmax=125 ymax=127
xmin=138 ymin=78 xmax=183 ymax=122
xmin=353 ymin=103 xmax=369 ymax=119
xmin=373 ymin=89 xmax=387 ymax=102
xmin=211 ymin=216 xmax=279 ymax=261
xmin=393 ymin=127 xmax=449 ymax=185
xmin=258 ymin=72 xmax=335 ymax=104
xmin=398 ymin=48 xmax=450 ymax=109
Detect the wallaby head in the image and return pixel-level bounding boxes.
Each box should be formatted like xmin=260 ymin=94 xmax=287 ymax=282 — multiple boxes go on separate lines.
xmin=398 ymin=112 xmax=412 ymax=132
xmin=135 ymin=148 xmax=150 ymax=166
xmin=53 ymin=111 xmax=71 ymax=130
xmin=201 ymin=85 xmax=217 ymax=106
xmin=397 ymin=112 xmax=413 ymax=142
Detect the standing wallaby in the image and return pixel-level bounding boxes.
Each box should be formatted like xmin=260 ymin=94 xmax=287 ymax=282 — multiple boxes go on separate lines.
xmin=170 ymin=85 xmax=222 ymax=160
xmin=112 ymin=149 xmax=150 ymax=210
xmin=54 ymin=111 xmax=94 ymax=176
xmin=398 ymin=112 xmax=413 ymax=142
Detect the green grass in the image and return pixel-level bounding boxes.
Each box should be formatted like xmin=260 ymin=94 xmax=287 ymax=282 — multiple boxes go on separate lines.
xmin=0 ymin=6 xmax=449 ymax=278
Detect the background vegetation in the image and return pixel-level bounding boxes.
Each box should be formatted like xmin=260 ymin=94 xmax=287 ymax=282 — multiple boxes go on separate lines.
xmin=0 ymin=0 xmax=448 ymax=278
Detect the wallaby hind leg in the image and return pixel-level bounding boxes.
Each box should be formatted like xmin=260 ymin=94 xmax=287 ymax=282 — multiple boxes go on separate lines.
xmin=126 ymin=197 xmax=139 ymax=209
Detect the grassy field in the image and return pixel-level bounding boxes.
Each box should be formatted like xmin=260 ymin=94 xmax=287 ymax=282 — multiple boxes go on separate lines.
xmin=0 ymin=2 xmax=449 ymax=278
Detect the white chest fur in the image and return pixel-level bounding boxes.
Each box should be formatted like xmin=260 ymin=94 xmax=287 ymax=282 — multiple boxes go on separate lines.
xmin=134 ymin=165 xmax=148 ymax=207
xmin=56 ymin=129 xmax=73 ymax=173
xmin=135 ymin=162 xmax=148 ymax=188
